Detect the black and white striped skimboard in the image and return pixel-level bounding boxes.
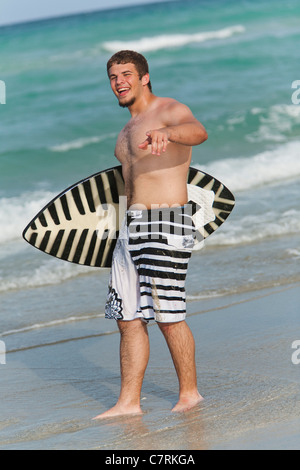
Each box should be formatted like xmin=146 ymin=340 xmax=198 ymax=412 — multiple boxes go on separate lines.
xmin=22 ymin=165 xmax=235 ymax=268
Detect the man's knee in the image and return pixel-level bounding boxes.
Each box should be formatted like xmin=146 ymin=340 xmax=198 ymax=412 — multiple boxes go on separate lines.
xmin=117 ymin=318 xmax=147 ymax=335
xmin=158 ymin=320 xmax=184 ymax=334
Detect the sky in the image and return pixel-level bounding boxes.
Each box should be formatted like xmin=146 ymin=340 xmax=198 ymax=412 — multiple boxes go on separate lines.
xmin=0 ymin=0 xmax=167 ymax=26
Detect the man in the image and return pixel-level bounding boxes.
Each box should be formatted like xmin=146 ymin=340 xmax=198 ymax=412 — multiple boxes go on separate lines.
xmin=93 ymin=50 xmax=208 ymax=419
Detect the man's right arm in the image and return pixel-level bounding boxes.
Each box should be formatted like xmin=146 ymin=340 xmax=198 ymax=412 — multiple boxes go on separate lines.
xmin=138 ymin=101 xmax=208 ymax=155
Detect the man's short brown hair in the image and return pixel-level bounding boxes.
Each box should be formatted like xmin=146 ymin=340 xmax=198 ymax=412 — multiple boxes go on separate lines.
xmin=107 ymin=50 xmax=152 ymax=92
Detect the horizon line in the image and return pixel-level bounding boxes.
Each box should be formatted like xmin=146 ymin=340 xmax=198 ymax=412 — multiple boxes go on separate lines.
xmin=0 ymin=0 xmax=178 ymax=29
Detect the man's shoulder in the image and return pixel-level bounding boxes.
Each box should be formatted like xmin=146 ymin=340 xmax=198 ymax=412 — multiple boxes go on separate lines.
xmin=156 ymin=96 xmax=189 ymax=113
xmin=157 ymin=96 xmax=179 ymax=106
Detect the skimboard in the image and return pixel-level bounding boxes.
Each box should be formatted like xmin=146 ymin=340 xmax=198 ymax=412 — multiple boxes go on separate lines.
xmin=23 ymin=165 xmax=235 ymax=268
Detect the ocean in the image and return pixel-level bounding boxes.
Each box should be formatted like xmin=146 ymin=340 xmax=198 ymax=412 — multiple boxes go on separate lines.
xmin=0 ymin=0 xmax=300 ymax=449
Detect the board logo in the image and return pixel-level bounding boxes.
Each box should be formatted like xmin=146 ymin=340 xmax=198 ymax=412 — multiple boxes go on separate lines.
xmin=0 ymin=80 xmax=6 ymax=105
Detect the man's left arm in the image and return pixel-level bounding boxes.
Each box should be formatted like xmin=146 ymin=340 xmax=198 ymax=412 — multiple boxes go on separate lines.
xmin=138 ymin=102 xmax=208 ymax=156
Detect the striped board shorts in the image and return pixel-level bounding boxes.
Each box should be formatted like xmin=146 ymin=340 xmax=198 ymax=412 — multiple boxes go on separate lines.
xmin=105 ymin=203 xmax=197 ymax=323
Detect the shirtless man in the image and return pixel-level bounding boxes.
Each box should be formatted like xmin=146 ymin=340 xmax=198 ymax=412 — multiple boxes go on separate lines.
xmin=93 ymin=50 xmax=208 ymax=420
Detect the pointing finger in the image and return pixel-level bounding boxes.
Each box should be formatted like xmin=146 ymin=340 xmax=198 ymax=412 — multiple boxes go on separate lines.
xmin=162 ymin=136 xmax=168 ymax=152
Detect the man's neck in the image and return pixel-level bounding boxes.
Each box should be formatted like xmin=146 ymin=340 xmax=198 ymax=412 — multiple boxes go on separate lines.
xmin=129 ymin=92 xmax=156 ymax=117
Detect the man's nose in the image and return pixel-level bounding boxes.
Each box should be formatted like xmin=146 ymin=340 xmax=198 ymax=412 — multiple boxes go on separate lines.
xmin=116 ymin=75 xmax=124 ymax=86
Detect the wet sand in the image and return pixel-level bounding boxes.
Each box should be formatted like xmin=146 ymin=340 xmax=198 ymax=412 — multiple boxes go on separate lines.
xmin=0 ymin=283 xmax=299 ymax=450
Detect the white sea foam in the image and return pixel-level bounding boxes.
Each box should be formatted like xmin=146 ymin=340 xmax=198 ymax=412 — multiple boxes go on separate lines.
xmin=285 ymin=248 xmax=300 ymax=259
xmin=206 ymin=209 xmax=300 ymax=246
xmin=49 ymin=133 xmax=116 ymax=152
xmin=0 ymin=190 xmax=55 ymax=245
xmin=187 ymin=292 xmax=223 ymax=301
xmin=0 ymin=312 xmax=104 ymax=337
xmin=197 ymin=140 xmax=300 ymax=193
xmin=246 ymin=104 xmax=300 ymax=143
xmin=103 ymin=25 xmax=245 ymax=53
xmin=0 ymin=258 xmax=92 ymax=293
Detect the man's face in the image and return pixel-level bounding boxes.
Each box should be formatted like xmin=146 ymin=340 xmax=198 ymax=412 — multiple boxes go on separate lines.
xmin=108 ymin=63 xmax=146 ymax=108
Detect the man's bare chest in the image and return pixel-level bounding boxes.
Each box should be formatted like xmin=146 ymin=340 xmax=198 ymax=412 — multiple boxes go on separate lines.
xmin=115 ymin=114 xmax=162 ymax=162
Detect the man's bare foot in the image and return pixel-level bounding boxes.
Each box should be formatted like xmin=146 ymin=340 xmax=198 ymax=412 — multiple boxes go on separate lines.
xmin=92 ymin=403 xmax=143 ymax=420
xmin=171 ymin=393 xmax=204 ymax=413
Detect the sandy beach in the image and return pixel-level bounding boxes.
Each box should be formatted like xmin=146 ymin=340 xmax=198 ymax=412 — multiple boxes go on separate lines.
xmin=1 ymin=282 xmax=299 ymax=450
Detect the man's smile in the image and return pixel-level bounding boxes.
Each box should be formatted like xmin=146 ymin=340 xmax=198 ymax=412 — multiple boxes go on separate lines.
xmin=117 ymin=87 xmax=130 ymax=97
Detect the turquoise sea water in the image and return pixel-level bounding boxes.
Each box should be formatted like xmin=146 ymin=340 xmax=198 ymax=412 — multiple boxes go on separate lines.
xmin=0 ymin=0 xmax=300 ymax=339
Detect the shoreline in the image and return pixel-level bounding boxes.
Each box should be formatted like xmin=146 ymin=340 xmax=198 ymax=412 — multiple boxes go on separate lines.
xmin=1 ymin=282 xmax=299 ymax=450
xmin=3 ymin=281 xmax=299 ymax=354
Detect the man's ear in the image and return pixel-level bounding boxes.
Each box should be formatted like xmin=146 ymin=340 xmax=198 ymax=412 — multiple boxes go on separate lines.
xmin=142 ymin=73 xmax=150 ymax=87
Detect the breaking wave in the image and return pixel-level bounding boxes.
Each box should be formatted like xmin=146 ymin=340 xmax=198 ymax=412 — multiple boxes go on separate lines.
xmin=103 ymin=25 xmax=245 ymax=52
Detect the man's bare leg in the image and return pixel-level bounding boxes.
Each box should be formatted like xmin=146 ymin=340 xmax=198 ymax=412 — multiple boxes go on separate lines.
xmin=158 ymin=320 xmax=203 ymax=412
xmin=93 ymin=318 xmax=150 ymax=420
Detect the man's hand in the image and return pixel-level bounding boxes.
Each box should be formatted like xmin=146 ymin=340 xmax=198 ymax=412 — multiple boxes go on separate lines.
xmin=138 ymin=129 xmax=170 ymax=155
